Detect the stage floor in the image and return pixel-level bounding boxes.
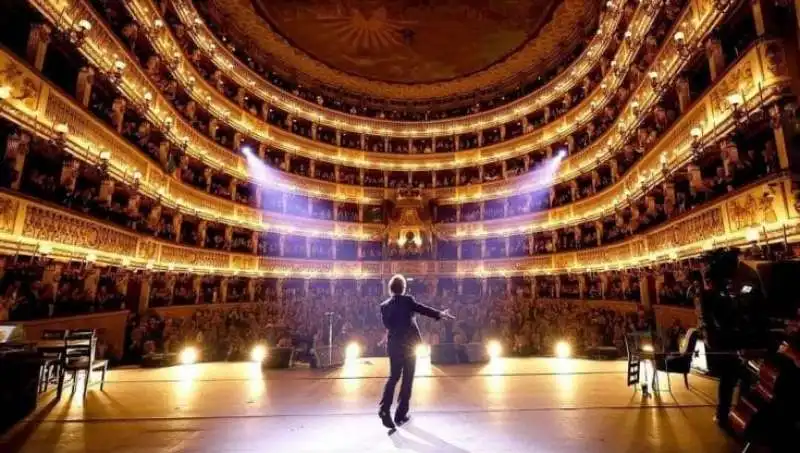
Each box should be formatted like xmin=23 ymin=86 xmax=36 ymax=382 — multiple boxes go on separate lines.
xmin=1 ymin=357 xmax=741 ymax=452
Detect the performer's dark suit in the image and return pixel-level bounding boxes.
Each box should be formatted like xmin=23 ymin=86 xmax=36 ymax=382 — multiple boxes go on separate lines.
xmin=379 ymin=294 xmax=442 ymax=419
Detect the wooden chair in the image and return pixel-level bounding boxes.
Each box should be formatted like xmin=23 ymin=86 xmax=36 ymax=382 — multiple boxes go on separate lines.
xmin=38 ymin=329 xmax=68 ymax=393
xmin=60 ymin=330 xmax=108 ymax=399
xmin=654 ymin=328 xmax=700 ymax=389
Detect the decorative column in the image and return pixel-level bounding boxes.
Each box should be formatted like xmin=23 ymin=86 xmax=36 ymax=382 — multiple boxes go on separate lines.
xmin=219 ymin=277 xmax=228 ymax=303
xmin=251 ymin=231 xmax=259 ymax=254
xmin=247 ymin=278 xmax=256 ymax=302
xmin=224 ymin=225 xmax=233 ymax=250
xmin=110 ymin=98 xmax=127 ymax=132
xmin=134 ymin=274 xmax=152 ymax=313
xmin=75 ymin=67 xmax=95 ymax=107
xmin=704 ymin=37 xmax=726 ymax=82
xmin=229 ymin=179 xmax=238 ymax=201
xmin=197 ymin=219 xmax=207 ymax=246
xmin=279 ymin=235 xmax=285 ymax=257
xmin=770 ymin=104 xmax=797 ymax=171
xmin=172 ymin=213 xmax=183 ymax=244
xmin=192 ymin=275 xmax=202 ymax=304
xmin=457 ymin=279 xmax=463 ymax=296
xmin=26 ymin=23 xmax=51 ymax=71
xmin=165 ymin=274 xmax=176 ymax=306
xmin=4 ymin=131 xmax=32 ymax=190
xmin=675 ymin=77 xmax=691 ymax=113
xmin=578 ymin=275 xmax=586 ymax=299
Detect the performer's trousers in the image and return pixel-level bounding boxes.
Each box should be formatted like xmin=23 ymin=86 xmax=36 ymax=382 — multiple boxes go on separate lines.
xmin=379 ymin=352 xmax=416 ymax=418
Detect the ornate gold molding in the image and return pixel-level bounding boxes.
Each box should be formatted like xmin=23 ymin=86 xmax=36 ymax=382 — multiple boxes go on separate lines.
xmin=173 ymin=0 xmax=612 ymax=125
xmin=1 ymin=174 xmax=796 ymax=277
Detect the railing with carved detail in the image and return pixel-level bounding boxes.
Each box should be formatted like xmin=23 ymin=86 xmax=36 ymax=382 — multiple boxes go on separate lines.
xmin=0 ymin=38 xmax=790 ymax=240
xmin=167 ymin=0 xmax=623 ymax=133
xmin=1 ymin=172 xmax=796 ymax=278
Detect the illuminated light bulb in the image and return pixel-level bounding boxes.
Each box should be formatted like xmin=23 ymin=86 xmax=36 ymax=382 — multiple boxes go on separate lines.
xmin=555 ymin=341 xmax=572 ymax=359
xmin=487 ymin=340 xmax=502 ymax=359
xmin=179 ymin=346 xmax=199 ymax=365
xmin=345 ymin=342 xmax=361 ymax=361
xmin=250 ymin=344 xmax=268 ymax=362
xmin=726 ymin=93 xmax=744 ymax=108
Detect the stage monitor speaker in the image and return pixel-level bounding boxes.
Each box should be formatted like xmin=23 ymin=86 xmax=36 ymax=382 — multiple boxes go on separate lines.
xmin=463 ymin=343 xmax=489 ymax=363
xmin=141 ymin=353 xmax=178 ymax=368
xmin=263 ymin=347 xmax=294 ymax=369
xmin=430 ymin=343 xmax=459 ymax=364
xmin=312 ymin=346 xmax=344 ymax=369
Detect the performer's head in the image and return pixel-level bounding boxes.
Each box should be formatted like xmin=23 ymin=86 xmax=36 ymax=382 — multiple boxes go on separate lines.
xmin=388 ymin=274 xmax=407 ymax=296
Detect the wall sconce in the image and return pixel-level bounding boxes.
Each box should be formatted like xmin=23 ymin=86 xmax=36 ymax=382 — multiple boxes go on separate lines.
xmin=0 ymin=85 xmax=10 ymax=101
xmin=98 ymin=149 xmax=111 ymax=172
xmin=204 ymin=94 xmax=212 ymax=106
xmin=727 ymin=93 xmax=746 ymax=123
xmin=631 ymin=101 xmax=640 ymax=116
xmin=132 ymin=170 xmax=142 ymax=189
xmin=673 ymin=31 xmax=690 ymax=58
xmin=153 ymin=19 xmax=164 ymax=30
xmin=690 ymin=126 xmax=703 ymax=157
xmin=180 ymin=137 xmax=189 ymax=151
xmin=143 ymin=91 xmax=153 ymax=107
xmin=648 ymin=71 xmax=659 ymax=90
xmin=600 ymin=83 xmax=608 ymax=94
xmin=109 ymin=59 xmax=126 ymax=86
xmin=590 ymin=100 xmax=599 ymax=112
xmin=51 ymin=123 xmax=69 ymax=147
xmin=187 ymin=75 xmax=196 ymax=91
xmin=69 ymin=19 xmax=92 ymax=46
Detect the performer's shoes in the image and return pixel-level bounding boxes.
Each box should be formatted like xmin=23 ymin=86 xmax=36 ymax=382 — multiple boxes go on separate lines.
xmin=394 ymin=414 xmax=411 ymax=427
xmin=379 ymin=409 xmax=396 ymax=429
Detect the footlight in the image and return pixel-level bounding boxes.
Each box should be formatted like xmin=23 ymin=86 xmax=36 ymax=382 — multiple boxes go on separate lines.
xmin=250 ymin=344 xmax=268 ymax=362
xmin=415 ymin=344 xmax=431 ymax=358
xmin=345 ymin=342 xmax=362 ymax=361
xmin=555 ymin=341 xmax=572 ymax=359
xmin=179 ymin=346 xmax=199 ymax=365
xmin=486 ymin=340 xmax=503 ymax=359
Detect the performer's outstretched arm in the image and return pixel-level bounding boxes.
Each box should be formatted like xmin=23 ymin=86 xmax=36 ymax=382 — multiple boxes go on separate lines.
xmin=410 ymin=297 xmax=454 ymax=320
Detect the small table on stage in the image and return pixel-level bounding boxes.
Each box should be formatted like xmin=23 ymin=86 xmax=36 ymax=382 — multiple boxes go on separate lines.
xmin=2 ymin=339 xmax=91 ymax=397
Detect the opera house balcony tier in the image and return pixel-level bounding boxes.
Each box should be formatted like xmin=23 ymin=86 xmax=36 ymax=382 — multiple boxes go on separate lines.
xmin=0 ymin=20 xmax=793 ymax=240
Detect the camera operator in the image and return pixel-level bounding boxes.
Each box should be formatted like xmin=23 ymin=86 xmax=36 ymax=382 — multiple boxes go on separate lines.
xmin=696 ymin=248 xmax=768 ymax=431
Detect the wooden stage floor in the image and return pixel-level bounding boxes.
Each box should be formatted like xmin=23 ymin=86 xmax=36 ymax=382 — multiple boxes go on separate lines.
xmin=1 ymin=357 xmax=741 ymax=452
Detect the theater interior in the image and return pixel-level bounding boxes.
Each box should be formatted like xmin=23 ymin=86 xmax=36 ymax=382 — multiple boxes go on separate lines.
xmin=0 ymin=0 xmax=799 ymax=451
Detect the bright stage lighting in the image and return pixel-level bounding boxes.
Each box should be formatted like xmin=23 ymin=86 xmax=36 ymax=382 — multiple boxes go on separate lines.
xmin=345 ymin=342 xmax=362 ymax=361
xmin=557 ymin=149 xmax=567 ymax=158
xmin=415 ymin=344 xmax=431 ymax=358
xmin=179 ymin=346 xmax=199 ymax=365
xmin=250 ymin=344 xmax=268 ymax=362
xmin=641 ymin=344 xmax=654 ymax=353
xmin=487 ymin=340 xmax=502 ymax=359
xmin=555 ymin=341 xmax=572 ymax=359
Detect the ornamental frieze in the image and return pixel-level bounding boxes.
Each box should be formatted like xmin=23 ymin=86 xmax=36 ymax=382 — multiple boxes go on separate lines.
xmin=646 ymin=207 xmax=724 ymax=253
xmin=136 ymin=240 xmax=158 ymax=261
xmin=726 ymin=188 xmax=781 ymax=232
xmin=160 ymin=245 xmax=229 ymax=268
xmin=361 ymin=262 xmax=382 ymax=274
xmin=0 ymin=58 xmax=41 ymax=111
xmin=554 ymin=253 xmax=576 ymax=270
xmin=22 ymin=205 xmax=138 ymax=255
xmin=231 ymin=255 xmax=258 ymax=271
xmin=0 ymin=196 xmax=19 ymax=234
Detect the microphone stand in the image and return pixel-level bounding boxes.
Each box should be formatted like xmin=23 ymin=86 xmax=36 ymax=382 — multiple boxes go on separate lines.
xmin=325 ymin=312 xmax=334 ymax=367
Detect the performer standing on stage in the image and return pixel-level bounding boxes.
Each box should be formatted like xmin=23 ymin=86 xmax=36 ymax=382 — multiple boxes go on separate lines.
xmin=378 ymin=274 xmax=454 ymax=429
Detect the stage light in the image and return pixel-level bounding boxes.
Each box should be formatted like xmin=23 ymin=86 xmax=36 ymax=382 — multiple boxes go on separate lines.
xmin=555 ymin=341 xmax=572 ymax=359
xmin=415 ymin=344 xmax=431 ymax=358
xmin=179 ymin=346 xmax=199 ymax=365
xmin=641 ymin=344 xmax=654 ymax=353
xmin=250 ymin=344 xmax=268 ymax=362
xmin=487 ymin=340 xmax=502 ymax=359
xmin=557 ymin=149 xmax=567 ymax=159
xmin=345 ymin=342 xmax=361 ymax=361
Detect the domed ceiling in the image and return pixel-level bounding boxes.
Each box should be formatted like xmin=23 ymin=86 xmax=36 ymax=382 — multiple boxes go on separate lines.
xmin=201 ymin=0 xmax=602 ymax=101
